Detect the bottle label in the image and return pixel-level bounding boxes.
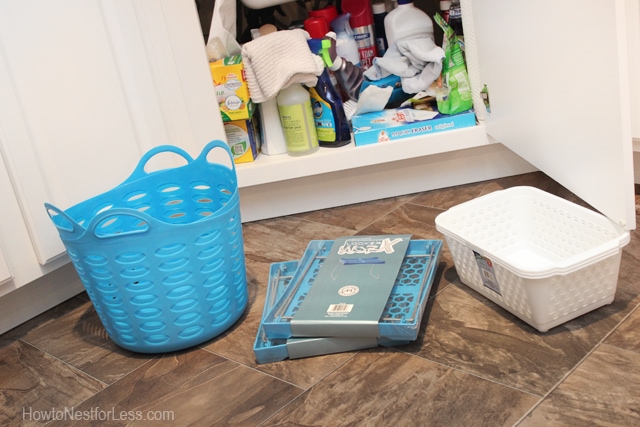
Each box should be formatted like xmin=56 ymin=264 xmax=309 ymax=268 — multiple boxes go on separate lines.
xmin=278 ymin=102 xmax=319 ymax=153
xmin=352 ymin=25 xmax=378 ymax=69
xmin=308 ymin=87 xmax=337 ymax=142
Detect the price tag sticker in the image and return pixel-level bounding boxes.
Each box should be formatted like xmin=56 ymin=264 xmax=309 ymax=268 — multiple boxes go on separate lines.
xmin=473 ymin=251 xmax=501 ymax=295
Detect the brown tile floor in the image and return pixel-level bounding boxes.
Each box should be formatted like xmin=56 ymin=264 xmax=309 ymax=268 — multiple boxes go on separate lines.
xmin=1 ymin=172 xmax=639 ymax=426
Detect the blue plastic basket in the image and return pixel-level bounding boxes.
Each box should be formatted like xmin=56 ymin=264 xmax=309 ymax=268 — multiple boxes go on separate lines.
xmin=45 ymin=140 xmax=247 ymax=353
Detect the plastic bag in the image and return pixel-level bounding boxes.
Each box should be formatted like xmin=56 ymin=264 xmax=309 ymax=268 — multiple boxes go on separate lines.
xmin=434 ymin=13 xmax=473 ymax=115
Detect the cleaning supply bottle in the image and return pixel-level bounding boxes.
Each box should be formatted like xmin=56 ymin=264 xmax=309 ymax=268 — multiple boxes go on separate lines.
xmin=439 ymin=1 xmax=452 ymax=22
xmin=308 ymin=5 xmax=339 ymax=26
xmin=330 ymin=14 xmax=361 ymax=67
xmin=251 ymin=25 xmax=287 ymax=155
xmin=448 ymin=0 xmax=464 ymax=38
xmin=384 ymin=0 xmax=435 ymax=47
xmin=372 ymin=2 xmax=388 ymax=57
xmin=325 ymin=36 xmax=365 ymax=101
xmin=307 ymin=39 xmax=351 ymax=147
xmin=304 ymin=17 xmax=330 ymax=39
xmin=341 ymin=0 xmax=378 ymax=69
xmin=277 ymin=84 xmax=320 ymax=156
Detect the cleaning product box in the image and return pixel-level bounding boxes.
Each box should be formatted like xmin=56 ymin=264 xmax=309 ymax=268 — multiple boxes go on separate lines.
xmin=223 ymin=110 xmax=261 ymax=164
xmin=351 ymin=108 xmax=476 ymax=146
xmin=210 ymin=55 xmax=255 ymax=122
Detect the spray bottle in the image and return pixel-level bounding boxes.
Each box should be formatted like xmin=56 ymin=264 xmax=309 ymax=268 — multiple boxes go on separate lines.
xmin=329 ymin=14 xmax=361 ymax=67
xmin=324 ymin=36 xmax=365 ymax=102
xmin=307 ymin=38 xmax=351 ymax=147
xmin=341 ymin=0 xmax=378 ymax=69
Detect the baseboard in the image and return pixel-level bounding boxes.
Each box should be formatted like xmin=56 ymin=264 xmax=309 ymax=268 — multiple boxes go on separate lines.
xmin=0 ymin=263 xmax=84 ymax=335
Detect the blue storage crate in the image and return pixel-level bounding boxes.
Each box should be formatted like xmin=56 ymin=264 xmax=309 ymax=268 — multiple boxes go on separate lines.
xmin=261 ymin=239 xmax=442 ymax=341
xmin=45 ymin=141 xmax=247 ymax=353
xmin=254 ymin=260 xmax=410 ymax=364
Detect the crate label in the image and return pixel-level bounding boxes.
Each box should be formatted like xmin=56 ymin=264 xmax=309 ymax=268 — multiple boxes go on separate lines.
xmin=474 ymin=251 xmax=501 ymax=295
xmin=290 ymin=235 xmax=412 ymax=337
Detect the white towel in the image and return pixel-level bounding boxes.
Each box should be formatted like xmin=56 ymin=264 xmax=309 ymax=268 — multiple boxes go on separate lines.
xmin=241 ymin=29 xmax=325 ymax=103
xmin=364 ymin=36 xmax=445 ymax=95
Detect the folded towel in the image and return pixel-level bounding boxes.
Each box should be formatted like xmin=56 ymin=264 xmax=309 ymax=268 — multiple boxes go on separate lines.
xmin=241 ymin=29 xmax=325 ymax=103
xmin=364 ymin=36 xmax=445 ymax=94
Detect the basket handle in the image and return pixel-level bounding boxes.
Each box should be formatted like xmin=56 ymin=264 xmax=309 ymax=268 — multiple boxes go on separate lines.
xmin=122 ymin=145 xmax=195 ymax=185
xmin=44 ymin=203 xmax=84 ymax=238
xmin=87 ymin=208 xmax=155 ymax=239
xmin=195 ymin=140 xmax=236 ymax=174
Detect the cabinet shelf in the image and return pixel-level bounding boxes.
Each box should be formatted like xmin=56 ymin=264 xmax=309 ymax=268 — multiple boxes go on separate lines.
xmin=236 ymin=122 xmax=494 ymax=188
xmin=234 ymin=122 xmax=537 ymax=223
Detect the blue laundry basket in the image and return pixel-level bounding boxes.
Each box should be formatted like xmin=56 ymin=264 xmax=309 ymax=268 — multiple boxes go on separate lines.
xmin=45 ymin=140 xmax=247 ymax=353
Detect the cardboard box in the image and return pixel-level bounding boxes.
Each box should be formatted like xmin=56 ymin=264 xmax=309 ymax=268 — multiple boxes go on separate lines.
xmin=351 ymin=108 xmax=476 ymax=146
xmin=223 ymin=112 xmax=261 ymax=163
xmin=209 ymin=55 xmax=255 ymax=122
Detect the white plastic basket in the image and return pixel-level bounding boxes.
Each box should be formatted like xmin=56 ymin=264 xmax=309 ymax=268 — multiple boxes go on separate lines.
xmin=435 ymin=186 xmax=630 ymax=332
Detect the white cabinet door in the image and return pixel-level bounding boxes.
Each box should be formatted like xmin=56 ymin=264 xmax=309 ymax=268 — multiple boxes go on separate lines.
xmin=0 ymin=246 xmax=11 ymax=286
xmin=469 ymin=0 xmax=636 ymax=229
xmin=0 ymin=0 xmax=224 ymax=266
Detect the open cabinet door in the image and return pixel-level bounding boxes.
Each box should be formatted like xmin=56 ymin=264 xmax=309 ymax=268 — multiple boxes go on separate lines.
xmin=468 ymin=0 xmax=636 ymax=229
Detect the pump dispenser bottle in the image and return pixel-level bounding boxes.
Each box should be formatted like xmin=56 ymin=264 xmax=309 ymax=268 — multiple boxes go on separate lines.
xmin=277 ymin=84 xmax=320 ymax=156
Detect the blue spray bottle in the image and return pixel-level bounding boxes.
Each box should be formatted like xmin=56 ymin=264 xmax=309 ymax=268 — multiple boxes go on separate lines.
xmin=307 ymin=38 xmax=351 ymax=148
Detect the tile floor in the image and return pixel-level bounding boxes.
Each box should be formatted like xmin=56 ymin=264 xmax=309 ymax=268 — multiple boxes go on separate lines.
xmin=1 ymin=172 xmax=639 ymax=427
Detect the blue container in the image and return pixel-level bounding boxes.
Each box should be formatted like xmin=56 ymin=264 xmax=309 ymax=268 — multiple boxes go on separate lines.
xmin=45 ymin=140 xmax=247 ymax=353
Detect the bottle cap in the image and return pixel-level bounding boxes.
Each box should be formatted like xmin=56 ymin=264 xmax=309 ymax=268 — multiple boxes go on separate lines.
xmin=397 ymin=0 xmax=412 ymax=5
xmin=304 ymin=17 xmax=330 ymax=39
xmin=372 ymin=2 xmax=386 ymax=14
xmin=309 ymin=5 xmax=338 ymax=25
xmin=341 ymin=0 xmax=374 ymax=29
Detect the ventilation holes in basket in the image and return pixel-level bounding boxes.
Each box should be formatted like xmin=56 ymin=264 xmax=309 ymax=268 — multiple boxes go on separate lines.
xmin=217 ymin=185 xmax=232 ymax=195
xmin=95 ymin=204 xmax=114 ymax=215
xmin=126 ymin=191 xmax=148 ymax=202
xmin=194 ymin=230 xmax=222 ymax=245
xmin=155 ymin=243 xmax=187 ymax=258
xmin=159 ymin=184 xmax=182 ymax=193
xmin=191 ymin=182 xmax=211 ymax=191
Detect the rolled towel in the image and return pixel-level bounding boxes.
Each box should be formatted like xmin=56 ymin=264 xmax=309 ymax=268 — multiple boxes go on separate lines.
xmin=364 ymin=36 xmax=444 ymax=94
xmin=241 ymin=29 xmax=325 ymax=103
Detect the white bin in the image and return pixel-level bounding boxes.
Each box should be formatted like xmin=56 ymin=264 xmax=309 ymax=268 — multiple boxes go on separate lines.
xmin=435 ymin=186 xmax=630 ymax=332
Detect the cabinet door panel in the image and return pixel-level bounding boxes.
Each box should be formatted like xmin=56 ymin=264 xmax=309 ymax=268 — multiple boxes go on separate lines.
xmin=0 ymin=0 xmax=222 ymax=265
xmin=0 ymin=246 xmax=11 ymax=286
xmin=469 ymin=0 xmax=636 ymax=229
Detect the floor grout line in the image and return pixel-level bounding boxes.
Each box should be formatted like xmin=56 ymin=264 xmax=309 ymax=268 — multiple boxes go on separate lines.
xmin=511 ymin=301 xmax=640 ymax=426
xmin=17 ymin=339 xmax=109 ymax=390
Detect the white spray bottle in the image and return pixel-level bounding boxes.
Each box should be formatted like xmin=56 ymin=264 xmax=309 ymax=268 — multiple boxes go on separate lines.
xmin=330 ymin=14 xmax=361 ymax=67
